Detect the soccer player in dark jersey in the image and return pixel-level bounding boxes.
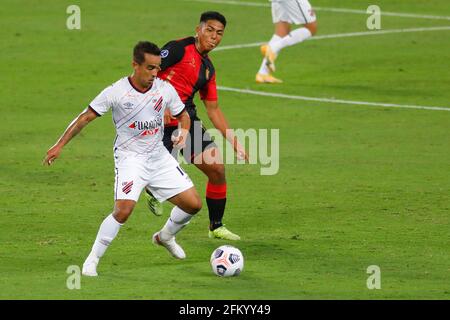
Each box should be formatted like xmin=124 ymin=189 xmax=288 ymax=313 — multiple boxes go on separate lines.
xmin=145 ymin=11 xmax=248 ymax=241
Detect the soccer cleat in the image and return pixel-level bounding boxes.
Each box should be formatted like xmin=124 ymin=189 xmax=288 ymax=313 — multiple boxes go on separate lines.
xmin=82 ymin=256 xmax=99 ymax=277
xmin=255 ymin=73 xmax=283 ymax=84
xmin=260 ymin=44 xmax=277 ymax=72
xmin=152 ymin=232 xmax=186 ymax=259
xmin=145 ymin=188 xmax=163 ymax=216
xmin=208 ymin=226 xmax=241 ymax=241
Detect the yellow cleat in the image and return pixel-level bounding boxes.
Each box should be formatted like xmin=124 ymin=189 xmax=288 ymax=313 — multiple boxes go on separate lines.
xmin=260 ymin=44 xmax=277 ymax=72
xmin=260 ymin=43 xmax=268 ymax=56
xmin=255 ymin=73 xmax=283 ymax=84
xmin=208 ymin=226 xmax=241 ymax=241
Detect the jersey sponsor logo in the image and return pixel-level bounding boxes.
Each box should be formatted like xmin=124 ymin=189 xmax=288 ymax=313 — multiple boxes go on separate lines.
xmin=128 ymin=116 xmax=162 ymax=131
xmin=161 ymin=49 xmax=169 ymax=58
xmin=140 ymin=128 xmax=159 ymax=136
xmin=122 ymin=181 xmax=133 ymax=194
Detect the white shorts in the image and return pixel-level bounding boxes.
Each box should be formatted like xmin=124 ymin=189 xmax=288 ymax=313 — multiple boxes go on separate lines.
xmin=113 ymin=150 xmax=194 ymax=202
xmin=271 ymin=0 xmax=316 ymax=25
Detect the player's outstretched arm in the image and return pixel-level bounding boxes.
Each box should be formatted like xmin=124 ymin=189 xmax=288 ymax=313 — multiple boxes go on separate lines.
xmin=43 ymin=107 xmax=98 ymax=166
xmin=171 ymin=109 xmax=191 ymax=149
xmin=203 ymin=100 xmax=248 ymax=161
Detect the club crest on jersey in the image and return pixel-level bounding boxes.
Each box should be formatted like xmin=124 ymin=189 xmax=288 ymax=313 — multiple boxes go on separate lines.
xmin=161 ymin=49 xmax=169 ymax=58
xmin=153 ymin=96 xmax=163 ymax=112
xmin=122 ymin=181 xmax=133 ymax=194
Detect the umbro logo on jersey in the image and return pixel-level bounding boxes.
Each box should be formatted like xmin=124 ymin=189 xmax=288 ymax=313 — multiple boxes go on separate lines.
xmin=122 ymin=181 xmax=133 ymax=194
xmin=124 ymin=102 xmax=134 ymax=109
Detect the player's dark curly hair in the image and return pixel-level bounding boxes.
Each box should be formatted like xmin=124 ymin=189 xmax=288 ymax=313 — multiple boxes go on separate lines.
xmin=200 ymin=11 xmax=227 ymax=27
xmin=133 ymin=41 xmax=161 ymax=64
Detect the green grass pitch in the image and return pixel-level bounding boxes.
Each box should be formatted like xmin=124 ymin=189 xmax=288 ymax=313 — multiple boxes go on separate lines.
xmin=0 ymin=0 xmax=449 ymax=299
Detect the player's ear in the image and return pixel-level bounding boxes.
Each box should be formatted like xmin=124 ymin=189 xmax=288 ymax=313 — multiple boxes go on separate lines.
xmin=132 ymin=60 xmax=139 ymax=69
xmin=195 ymin=24 xmax=201 ymax=36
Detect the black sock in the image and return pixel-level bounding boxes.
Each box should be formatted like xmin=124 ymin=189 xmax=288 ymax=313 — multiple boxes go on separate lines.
xmin=206 ymin=197 xmax=226 ymax=231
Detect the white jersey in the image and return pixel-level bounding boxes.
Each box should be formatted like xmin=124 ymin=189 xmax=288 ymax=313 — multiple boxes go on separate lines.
xmin=270 ymin=0 xmax=316 ymax=25
xmin=89 ymin=77 xmax=185 ymax=157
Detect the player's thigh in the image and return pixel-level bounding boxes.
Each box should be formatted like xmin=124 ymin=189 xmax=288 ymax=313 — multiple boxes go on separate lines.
xmin=182 ymin=117 xmax=218 ymax=164
xmin=193 ymin=146 xmax=225 ymax=182
xmin=274 ymin=0 xmax=316 ymax=25
xmin=146 ymin=152 xmax=195 ymax=204
xmin=167 ymin=186 xmax=202 ymax=214
xmin=114 ymin=157 xmax=148 ymax=202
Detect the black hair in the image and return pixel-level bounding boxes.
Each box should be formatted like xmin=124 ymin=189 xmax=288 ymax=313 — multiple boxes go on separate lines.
xmin=200 ymin=11 xmax=227 ymax=27
xmin=133 ymin=41 xmax=161 ymax=64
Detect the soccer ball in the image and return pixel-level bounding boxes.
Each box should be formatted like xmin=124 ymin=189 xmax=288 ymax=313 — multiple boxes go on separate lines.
xmin=210 ymin=245 xmax=244 ymax=277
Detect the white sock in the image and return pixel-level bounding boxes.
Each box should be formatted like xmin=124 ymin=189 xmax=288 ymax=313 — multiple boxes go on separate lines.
xmin=88 ymin=214 xmax=123 ymax=260
xmin=159 ymin=206 xmax=193 ymax=241
xmin=270 ymin=27 xmax=312 ymax=54
xmin=258 ymin=34 xmax=282 ymax=75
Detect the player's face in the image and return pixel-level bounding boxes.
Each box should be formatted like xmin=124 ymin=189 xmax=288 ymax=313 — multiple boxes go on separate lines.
xmin=133 ymin=53 xmax=161 ymax=88
xmin=196 ymin=20 xmax=225 ymax=54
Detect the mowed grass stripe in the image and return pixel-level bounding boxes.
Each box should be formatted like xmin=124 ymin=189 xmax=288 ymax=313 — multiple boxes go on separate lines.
xmin=215 ymin=26 xmax=450 ymax=51
xmin=218 ymin=86 xmax=450 ymax=111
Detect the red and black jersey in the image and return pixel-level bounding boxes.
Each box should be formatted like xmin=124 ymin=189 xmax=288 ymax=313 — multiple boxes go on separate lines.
xmin=158 ymin=37 xmax=217 ymax=126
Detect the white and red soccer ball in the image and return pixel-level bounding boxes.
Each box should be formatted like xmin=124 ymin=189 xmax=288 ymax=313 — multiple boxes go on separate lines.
xmin=210 ymin=245 xmax=244 ymax=277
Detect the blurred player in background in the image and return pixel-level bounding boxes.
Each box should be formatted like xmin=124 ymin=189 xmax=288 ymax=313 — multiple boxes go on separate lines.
xmin=256 ymin=0 xmax=318 ymax=83
xmin=44 ymin=41 xmax=202 ymax=276
xmin=145 ymin=11 xmax=248 ymax=241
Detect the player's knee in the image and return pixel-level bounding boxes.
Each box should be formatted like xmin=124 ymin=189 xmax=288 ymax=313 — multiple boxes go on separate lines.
xmin=207 ymin=164 xmax=226 ymax=183
xmin=184 ymin=196 xmax=202 ymax=215
xmin=306 ymin=22 xmax=317 ymax=35
xmin=113 ymin=206 xmax=133 ymax=224
xmin=191 ymin=196 xmax=203 ymax=214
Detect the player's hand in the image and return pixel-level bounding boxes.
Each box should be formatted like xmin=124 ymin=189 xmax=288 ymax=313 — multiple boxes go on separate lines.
xmin=43 ymin=144 xmax=62 ymax=166
xmin=164 ymin=109 xmax=176 ymax=125
xmin=234 ymin=141 xmax=249 ymax=162
xmin=172 ymin=128 xmax=189 ymax=149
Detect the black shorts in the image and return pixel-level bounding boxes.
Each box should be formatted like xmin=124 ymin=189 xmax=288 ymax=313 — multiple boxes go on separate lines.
xmin=163 ymin=114 xmax=216 ymax=163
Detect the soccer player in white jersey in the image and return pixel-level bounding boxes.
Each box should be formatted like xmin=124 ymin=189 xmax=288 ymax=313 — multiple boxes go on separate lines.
xmin=43 ymin=41 xmax=202 ymax=277
xmin=256 ymin=0 xmax=318 ymax=83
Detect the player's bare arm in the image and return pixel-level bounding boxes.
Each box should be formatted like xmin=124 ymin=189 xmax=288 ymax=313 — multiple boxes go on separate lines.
xmin=164 ymin=108 xmax=177 ymax=125
xmin=203 ymin=100 xmax=248 ymax=161
xmin=43 ymin=107 xmax=98 ymax=166
xmin=171 ymin=109 xmax=190 ymax=148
